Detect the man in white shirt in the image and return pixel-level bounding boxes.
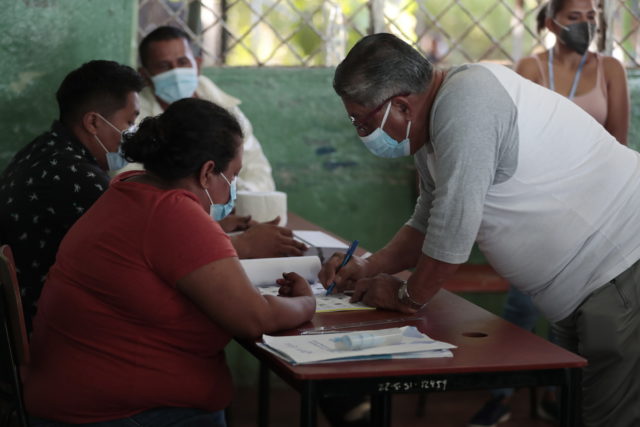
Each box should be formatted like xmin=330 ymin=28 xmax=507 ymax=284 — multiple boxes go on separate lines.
xmin=320 ymin=33 xmax=640 ymax=426
xmin=137 ymin=25 xmax=275 ymax=193
xmin=134 ymin=26 xmax=305 ymax=259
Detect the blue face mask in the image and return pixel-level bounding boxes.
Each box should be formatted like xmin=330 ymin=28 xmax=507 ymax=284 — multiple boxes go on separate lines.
xmin=105 ymin=148 xmax=128 ymax=172
xmin=94 ymin=115 xmax=134 ymax=172
xmin=151 ymin=67 xmax=199 ymax=104
xmin=359 ymin=102 xmax=411 ymax=158
xmin=205 ymin=173 xmax=237 ymax=222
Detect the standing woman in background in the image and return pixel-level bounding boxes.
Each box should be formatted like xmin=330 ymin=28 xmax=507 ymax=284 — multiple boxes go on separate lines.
xmin=515 ymin=0 xmax=629 ymax=143
xmin=469 ymin=1 xmax=630 ymax=426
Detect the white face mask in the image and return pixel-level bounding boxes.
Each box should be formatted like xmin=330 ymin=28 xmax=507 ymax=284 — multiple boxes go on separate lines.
xmin=94 ymin=114 xmax=136 ymax=171
xmin=359 ymin=102 xmax=411 ymax=158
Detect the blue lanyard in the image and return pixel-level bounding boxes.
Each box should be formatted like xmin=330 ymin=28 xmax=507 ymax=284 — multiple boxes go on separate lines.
xmin=548 ymin=48 xmax=588 ymax=100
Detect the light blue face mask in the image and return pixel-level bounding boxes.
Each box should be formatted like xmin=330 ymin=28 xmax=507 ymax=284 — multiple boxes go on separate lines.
xmin=105 ymin=148 xmax=128 ymax=172
xmin=205 ymin=173 xmax=237 ymax=222
xmin=359 ymin=102 xmax=411 ymax=158
xmin=151 ymin=67 xmax=199 ymax=104
xmin=94 ymin=115 xmax=134 ymax=172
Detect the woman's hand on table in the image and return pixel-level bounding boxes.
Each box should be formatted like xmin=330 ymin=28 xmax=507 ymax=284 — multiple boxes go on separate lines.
xmin=219 ymin=214 xmax=282 ymax=233
xmin=276 ymin=272 xmax=314 ymax=297
xmin=218 ymin=214 xmax=256 ymax=232
xmin=231 ymin=219 xmax=308 ymax=258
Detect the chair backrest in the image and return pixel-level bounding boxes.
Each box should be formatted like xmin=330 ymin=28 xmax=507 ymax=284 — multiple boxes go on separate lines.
xmin=0 ymin=245 xmax=29 ymax=366
xmin=0 ymin=244 xmax=30 ymax=427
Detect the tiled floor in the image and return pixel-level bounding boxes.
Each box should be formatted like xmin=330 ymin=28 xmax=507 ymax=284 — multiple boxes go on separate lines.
xmin=227 ymin=385 xmax=557 ymax=427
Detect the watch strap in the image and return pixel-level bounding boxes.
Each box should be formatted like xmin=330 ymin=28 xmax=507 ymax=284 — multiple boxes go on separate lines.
xmin=397 ymin=281 xmax=426 ymax=310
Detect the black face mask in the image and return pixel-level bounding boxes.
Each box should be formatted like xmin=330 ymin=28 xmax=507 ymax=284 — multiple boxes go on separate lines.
xmin=555 ymin=20 xmax=597 ymax=55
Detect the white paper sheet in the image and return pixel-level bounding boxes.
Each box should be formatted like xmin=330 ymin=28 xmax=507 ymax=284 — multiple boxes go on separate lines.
xmin=240 ymin=256 xmax=321 ymax=286
xmin=293 ymin=230 xmax=349 ymax=250
xmin=293 ymin=230 xmax=351 ymax=263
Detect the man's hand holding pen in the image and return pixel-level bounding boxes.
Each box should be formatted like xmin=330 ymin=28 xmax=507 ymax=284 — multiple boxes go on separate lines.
xmin=319 ymin=240 xmax=368 ymax=295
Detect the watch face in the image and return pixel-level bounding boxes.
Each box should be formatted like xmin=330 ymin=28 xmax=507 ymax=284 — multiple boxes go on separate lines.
xmin=398 ymin=282 xmax=408 ymax=299
xmin=398 ymin=282 xmax=411 ymax=304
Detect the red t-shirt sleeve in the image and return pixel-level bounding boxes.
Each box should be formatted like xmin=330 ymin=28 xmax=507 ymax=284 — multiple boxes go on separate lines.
xmin=143 ymin=190 xmax=237 ymax=286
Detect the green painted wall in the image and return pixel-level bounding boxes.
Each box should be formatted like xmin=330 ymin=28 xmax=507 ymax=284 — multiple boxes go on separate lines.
xmin=0 ymin=0 xmax=137 ymax=168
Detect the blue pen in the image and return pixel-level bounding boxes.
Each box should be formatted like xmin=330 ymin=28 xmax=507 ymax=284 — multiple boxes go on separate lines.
xmin=325 ymin=240 xmax=359 ymax=295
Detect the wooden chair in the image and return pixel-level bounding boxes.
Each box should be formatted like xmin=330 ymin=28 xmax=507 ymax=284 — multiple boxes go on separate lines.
xmin=0 ymin=245 xmax=29 ymax=427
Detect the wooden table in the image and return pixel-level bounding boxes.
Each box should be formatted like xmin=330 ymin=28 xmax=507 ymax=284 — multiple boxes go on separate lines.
xmin=239 ymin=213 xmax=587 ymax=427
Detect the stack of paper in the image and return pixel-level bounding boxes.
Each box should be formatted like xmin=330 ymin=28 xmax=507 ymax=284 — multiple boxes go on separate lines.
xmin=259 ymin=326 xmax=456 ymax=364
xmin=293 ymin=230 xmax=349 ymax=263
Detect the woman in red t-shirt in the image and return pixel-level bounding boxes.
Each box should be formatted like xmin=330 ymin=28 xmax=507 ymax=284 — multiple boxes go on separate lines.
xmin=24 ymin=99 xmax=316 ymax=427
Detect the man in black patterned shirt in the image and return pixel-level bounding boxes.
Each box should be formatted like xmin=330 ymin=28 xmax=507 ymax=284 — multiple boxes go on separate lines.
xmin=0 ymin=60 xmax=144 ymax=330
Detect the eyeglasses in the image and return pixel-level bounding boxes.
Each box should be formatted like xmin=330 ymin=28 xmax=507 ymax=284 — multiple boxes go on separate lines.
xmin=349 ymin=92 xmax=410 ymax=133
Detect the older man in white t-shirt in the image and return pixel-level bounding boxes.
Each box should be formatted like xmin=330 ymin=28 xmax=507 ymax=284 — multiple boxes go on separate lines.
xmin=320 ymin=33 xmax=640 ymax=427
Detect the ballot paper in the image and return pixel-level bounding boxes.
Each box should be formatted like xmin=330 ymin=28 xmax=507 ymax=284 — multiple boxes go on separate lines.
xmin=258 ymin=282 xmax=375 ymax=313
xmin=259 ymin=326 xmax=456 ymax=365
xmin=241 ymin=256 xmax=374 ymax=312
xmin=293 ymin=230 xmax=349 ymax=263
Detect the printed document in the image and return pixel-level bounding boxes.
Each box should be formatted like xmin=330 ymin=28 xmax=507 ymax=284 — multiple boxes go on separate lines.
xmin=240 ymin=256 xmax=374 ymax=312
xmin=258 ymin=282 xmax=374 ymax=312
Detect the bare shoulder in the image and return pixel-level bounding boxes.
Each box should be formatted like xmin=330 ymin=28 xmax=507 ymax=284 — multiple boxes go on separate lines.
xmin=601 ymin=55 xmax=627 ymax=78
xmin=514 ymin=55 xmax=543 ymax=83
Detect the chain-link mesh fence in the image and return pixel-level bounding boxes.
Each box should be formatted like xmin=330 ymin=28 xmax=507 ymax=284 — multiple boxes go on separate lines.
xmin=138 ymin=0 xmax=640 ymax=68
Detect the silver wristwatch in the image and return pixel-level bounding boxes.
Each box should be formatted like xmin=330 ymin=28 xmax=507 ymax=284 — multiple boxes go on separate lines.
xmin=397 ymin=281 xmax=426 ymax=310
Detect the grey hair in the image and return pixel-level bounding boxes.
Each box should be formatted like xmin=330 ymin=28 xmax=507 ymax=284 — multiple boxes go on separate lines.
xmin=333 ymin=33 xmax=433 ymax=108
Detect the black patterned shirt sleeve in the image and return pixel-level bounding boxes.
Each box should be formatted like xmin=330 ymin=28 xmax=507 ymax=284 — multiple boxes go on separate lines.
xmin=0 ymin=121 xmax=109 ymax=330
